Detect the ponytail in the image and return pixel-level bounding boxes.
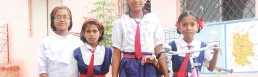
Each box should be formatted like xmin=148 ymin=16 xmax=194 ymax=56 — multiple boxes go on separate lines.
xmin=143 ymin=0 xmax=151 ymax=14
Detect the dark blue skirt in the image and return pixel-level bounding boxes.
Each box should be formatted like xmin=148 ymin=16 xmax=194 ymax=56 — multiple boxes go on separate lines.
xmin=119 ymin=52 xmax=156 ymax=77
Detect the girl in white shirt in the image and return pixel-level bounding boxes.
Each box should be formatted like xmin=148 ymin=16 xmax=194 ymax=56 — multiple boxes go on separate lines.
xmin=72 ymin=18 xmax=112 ymax=77
xmin=37 ymin=6 xmax=83 ymax=77
xmin=168 ymin=11 xmax=220 ymax=77
xmin=111 ymin=0 xmax=169 ymax=77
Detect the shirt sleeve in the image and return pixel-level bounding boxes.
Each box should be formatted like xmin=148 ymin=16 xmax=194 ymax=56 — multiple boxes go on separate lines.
xmin=167 ymin=41 xmax=175 ymax=63
xmin=112 ymin=20 xmax=123 ymax=49
xmin=154 ymin=18 xmax=164 ymax=47
xmin=203 ymin=50 xmax=212 ymax=68
xmin=37 ymin=41 xmax=48 ymax=74
xmin=69 ymin=53 xmax=79 ymax=77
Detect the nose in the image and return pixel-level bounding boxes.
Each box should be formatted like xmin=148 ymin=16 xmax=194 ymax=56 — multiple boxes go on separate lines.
xmin=133 ymin=0 xmax=140 ymax=2
xmin=186 ymin=25 xmax=192 ymax=30
xmin=90 ymin=31 xmax=94 ymax=35
xmin=60 ymin=18 xmax=65 ymax=21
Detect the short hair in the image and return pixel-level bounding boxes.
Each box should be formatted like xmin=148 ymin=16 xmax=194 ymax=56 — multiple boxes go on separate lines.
xmin=80 ymin=18 xmax=104 ymax=43
xmin=50 ymin=6 xmax=73 ymax=31
xmin=176 ymin=11 xmax=201 ymax=34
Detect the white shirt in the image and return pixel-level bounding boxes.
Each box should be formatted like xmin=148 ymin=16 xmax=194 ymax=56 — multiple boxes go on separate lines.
xmin=112 ymin=13 xmax=164 ymax=53
xmin=37 ymin=32 xmax=83 ymax=77
xmin=71 ymin=43 xmax=106 ymax=66
xmin=168 ymin=39 xmax=212 ymax=68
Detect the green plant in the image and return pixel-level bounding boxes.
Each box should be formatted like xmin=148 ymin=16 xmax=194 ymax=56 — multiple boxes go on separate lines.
xmin=89 ymin=0 xmax=116 ymax=47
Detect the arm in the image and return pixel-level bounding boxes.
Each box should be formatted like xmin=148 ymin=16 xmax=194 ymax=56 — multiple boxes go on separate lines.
xmin=207 ymin=49 xmax=219 ymax=71
xmin=37 ymin=42 xmax=48 ymax=77
xmin=70 ymin=49 xmax=79 ymax=77
xmin=111 ymin=20 xmax=123 ymax=77
xmin=153 ymin=18 xmax=169 ymax=77
xmin=204 ymin=48 xmax=220 ymax=71
xmin=155 ymin=45 xmax=169 ymax=77
xmin=112 ymin=48 xmax=121 ymax=77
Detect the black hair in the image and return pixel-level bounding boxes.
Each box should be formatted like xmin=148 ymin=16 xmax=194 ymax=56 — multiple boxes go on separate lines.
xmin=143 ymin=0 xmax=151 ymax=13
xmin=177 ymin=11 xmax=201 ymax=34
xmin=80 ymin=20 xmax=104 ymax=43
xmin=50 ymin=6 xmax=73 ymax=31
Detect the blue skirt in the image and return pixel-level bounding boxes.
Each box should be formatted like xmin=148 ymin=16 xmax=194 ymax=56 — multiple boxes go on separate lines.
xmin=119 ymin=52 xmax=156 ymax=77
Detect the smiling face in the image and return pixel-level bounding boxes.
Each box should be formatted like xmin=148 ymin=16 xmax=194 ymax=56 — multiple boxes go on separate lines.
xmin=53 ymin=9 xmax=71 ymax=31
xmin=127 ymin=0 xmax=146 ymax=12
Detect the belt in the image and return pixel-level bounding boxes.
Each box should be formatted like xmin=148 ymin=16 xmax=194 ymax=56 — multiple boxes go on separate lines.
xmin=80 ymin=74 xmax=105 ymax=77
xmin=123 ymin=54 xmax=151 ymax=59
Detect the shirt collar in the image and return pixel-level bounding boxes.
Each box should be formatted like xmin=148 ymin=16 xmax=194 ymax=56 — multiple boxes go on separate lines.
xmin=85 ymin=43 xmax=103 ymax=54
xmin=179 ymin=38 xmax=199 ymax=47
xmin=53 ymin=32 xmax=73 ymax=39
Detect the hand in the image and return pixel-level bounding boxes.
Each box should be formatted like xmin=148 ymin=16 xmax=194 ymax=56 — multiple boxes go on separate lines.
xmin=39 ymin=73 xmax=48 ymax=77
xmin=141 ymin=56 xmax=156 ymax=65
xmin=213 ymin=47 xmax=220 ymax=55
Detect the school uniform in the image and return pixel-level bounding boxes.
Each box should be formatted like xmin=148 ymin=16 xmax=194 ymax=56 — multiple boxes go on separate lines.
xmin=38 ymin=32 xmax=84 ymax=77
xmin=168 ymin=39 xmax=212 ymax=77
xmin=112 ymin=13 xmax=164 ymax=77
xmin=72 ymin=43 xmax=112 ymax=77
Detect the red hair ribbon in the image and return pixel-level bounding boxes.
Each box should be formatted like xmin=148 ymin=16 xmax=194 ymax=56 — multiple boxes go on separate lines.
xmin=175 ymin=18 xmax=204 ymax=29
xmin=198 ymin=18 xmax=204 ymax=29
xmin=83 ymin=18 xmax=103 ymax=29
xmin=51 ymin=6 xmax=72 ymax=16
xmin=175 ymin=21 xmax=179 ymax=28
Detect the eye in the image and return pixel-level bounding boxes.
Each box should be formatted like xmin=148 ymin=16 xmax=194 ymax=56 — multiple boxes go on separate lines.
xmin=182 ymin=24 xmax=186 ymax=26
xmin=92 ymin=30 xmax=98 ymax=33
xmin=192 ymin=24 xmax=195 ymax=26
xmin=63 ymin=16 xmax=69 ymax=19
xmin=55 ymin=16 xmax=61 ymax=20
xmin=86 ymin=30 xmax=91 ymax=33
xmin=85 ymin=30 xmax=99 ymax=33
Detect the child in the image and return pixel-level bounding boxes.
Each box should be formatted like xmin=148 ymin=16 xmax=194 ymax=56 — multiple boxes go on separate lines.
xmin=72 ymin=18 xmax=112 ymax=77
xmin=169 ymin=11 xmax=220 ymax=77
xmin=37 ymin=6 xmax=83 ymax=77
xmin=111 ymin=0 xmax=169 ymax=77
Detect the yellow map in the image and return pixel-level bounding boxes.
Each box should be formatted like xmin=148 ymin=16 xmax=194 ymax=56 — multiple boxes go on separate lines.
xmin=232 ymin=32 xmax=254 ymax=66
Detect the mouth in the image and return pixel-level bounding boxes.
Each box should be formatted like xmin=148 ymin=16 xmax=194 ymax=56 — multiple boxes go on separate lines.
xmin=59 ymin=22 xmax=65 ymax=25
xmin=185 ymin=32 xmax=193 ymax=35
xmin=186 ymin=32 xmax=192 ymax=34
xmin=89 ymin=38 xmax=95 ymax=40
xmin=133 ymin=4 xmax=141 ymax=7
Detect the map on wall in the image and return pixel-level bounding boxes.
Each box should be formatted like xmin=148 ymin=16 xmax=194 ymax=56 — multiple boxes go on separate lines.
xmin=225 ymin=20 xmax=258 ymax=72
